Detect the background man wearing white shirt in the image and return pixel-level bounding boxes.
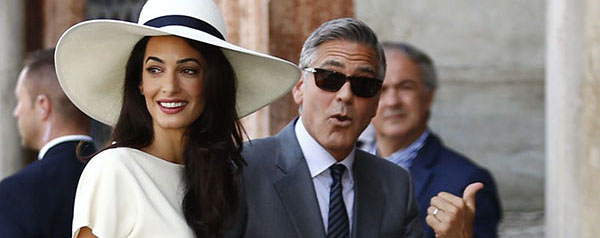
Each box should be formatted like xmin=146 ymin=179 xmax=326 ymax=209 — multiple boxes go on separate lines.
xmin=0 ymin=48 xmax=95 ymax=238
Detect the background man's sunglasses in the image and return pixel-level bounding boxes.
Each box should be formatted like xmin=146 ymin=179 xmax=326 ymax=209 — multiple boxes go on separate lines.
xmin=303 ymin=67 xmax=382 ymax=98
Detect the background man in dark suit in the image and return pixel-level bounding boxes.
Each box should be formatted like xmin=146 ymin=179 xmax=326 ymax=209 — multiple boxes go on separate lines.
xmin=0 ymin=48 xmax=94 ymax=237
xmin=360 ymin=42 xmax=502 ymax=238
xmin=230 ymin=19 xmax=480 ymax=238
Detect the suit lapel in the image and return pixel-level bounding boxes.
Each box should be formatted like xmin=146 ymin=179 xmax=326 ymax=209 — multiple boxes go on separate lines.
xmin=273 ymin=119 xmax=327 ymax=238
xmin=352 ymin=152 xmax=384 ymax=238
xmin=409 ymin=134 xmax=442 ymax=199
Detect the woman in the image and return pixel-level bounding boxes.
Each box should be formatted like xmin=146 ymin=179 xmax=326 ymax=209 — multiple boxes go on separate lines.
xmin=54 ymin=0 xmax=300 ymax=237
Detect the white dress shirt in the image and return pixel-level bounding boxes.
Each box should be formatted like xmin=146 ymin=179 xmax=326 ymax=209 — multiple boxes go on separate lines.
xmin=358 ymin=128 xmax=430 ymax=170
xmin=295 ymin=117 xmax=355 ymax=234
xmin=385 ymin=129 xmax=430 ymax=170
xmin=37 ymin=135 xmax=93 ymax=160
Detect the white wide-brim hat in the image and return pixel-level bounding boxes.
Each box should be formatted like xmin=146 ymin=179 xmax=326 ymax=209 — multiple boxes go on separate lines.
xmin=55 ymin=0 xmax=300 ymax=126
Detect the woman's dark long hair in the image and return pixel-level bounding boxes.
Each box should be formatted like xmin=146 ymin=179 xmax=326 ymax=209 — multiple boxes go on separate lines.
xmin=104 ymin=36 xmax=246 ymax=237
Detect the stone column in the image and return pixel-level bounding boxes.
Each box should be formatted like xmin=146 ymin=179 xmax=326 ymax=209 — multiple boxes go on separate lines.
xmin=214 ymin=0 xmax=272 ymax=139
xmin=0 ymin=0 xmax=24 ymax=179
xmin=581 ymin=0 xmax=600 ymax=235
xmin=42 ymin=0 xmax=86 ymax=47
xmin=215 ymin=0 xmax=353 ymax=138
xmin=546 ymin=0 xmax=600 ymax=237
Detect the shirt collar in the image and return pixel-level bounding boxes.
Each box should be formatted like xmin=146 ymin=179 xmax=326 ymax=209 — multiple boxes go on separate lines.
xmin=357 ymin=124 xmax=377 ymax=154
xmin=38 ymin=135 xmax=93 ymax=160
xmin=295 ymin=117 xmax=355 ymax=178
xmin=385 ymin=128 xmax=430 ymax=158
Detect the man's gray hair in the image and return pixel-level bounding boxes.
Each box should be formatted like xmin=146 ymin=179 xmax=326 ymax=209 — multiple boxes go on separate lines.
xmin=299 ymin=18 xmax=386 ymax=80
xmin=382 ymin=42 xmax=438 ymax=93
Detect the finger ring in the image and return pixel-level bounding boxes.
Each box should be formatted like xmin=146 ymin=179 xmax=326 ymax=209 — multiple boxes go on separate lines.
xmin=432 ymin=208 xmax=439 ymax=215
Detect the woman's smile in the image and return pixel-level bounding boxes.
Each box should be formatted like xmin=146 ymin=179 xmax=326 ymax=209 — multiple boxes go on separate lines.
xmin=157 ymin=99 xmax=188 ymax=114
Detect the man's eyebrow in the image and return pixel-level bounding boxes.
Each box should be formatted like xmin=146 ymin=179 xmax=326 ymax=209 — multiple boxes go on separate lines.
xmin=319 ymin=60 xmax=377 ymax=76
xmin=145 ymin=56 xmax=163 ymax=64
xmin=355 ymin=66 xmax=377 ymax=77
xmin=399 ymin=79 xmax=417 ymax=84
xmin=176 ymin=58 xmax=202 ymax=65
xmin=319 ymin=60 xmax=345 ymax=68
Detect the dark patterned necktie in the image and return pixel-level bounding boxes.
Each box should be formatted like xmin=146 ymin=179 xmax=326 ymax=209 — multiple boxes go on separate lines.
xmin=327 ymin=164 xmax=349 ymax=238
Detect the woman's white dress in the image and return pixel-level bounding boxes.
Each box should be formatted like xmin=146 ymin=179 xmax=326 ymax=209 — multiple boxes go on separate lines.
xmin=72 ymin=147 xmax=195 ymax=238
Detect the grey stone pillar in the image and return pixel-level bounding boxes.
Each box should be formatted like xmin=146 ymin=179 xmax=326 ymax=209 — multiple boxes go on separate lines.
xmin=546 ymin=0 xmax=600 ymax=237
xmin=0 ymin=0 xmax=24 ymax=179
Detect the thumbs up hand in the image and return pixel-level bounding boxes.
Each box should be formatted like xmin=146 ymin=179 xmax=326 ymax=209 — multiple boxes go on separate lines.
xmin=425 ymin=182 xmax=484 ymax=238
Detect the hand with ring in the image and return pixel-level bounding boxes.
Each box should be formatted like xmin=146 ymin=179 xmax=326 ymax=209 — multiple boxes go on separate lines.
xmin=425 ymin=182 xmax=484 ymax=238
xmin=432 ymin=207 xmax=440 ymax=216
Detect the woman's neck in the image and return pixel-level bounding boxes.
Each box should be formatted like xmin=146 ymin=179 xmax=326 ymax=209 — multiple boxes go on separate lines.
xmin=142 ymin=127 xmax=187 ymax=164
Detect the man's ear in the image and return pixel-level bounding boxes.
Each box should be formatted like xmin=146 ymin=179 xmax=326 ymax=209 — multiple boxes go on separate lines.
xmin=292 ymin=76 xmax=305 ymax=105
xmin=36 ymin=94 xmax=51 ymax=120
xmin=371 ymin=94 xmax=381 ymax=119
xmin=425 ymin=89 xmax=436 ymax=110
xmin=424 ymin=89 xmax=436 ymax=120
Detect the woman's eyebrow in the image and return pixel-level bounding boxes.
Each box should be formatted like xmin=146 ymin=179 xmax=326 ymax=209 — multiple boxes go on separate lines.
xmin=145 ymin=56 xmax=163 ymax=64
xmin=176 ymin=58 xmax=202 ymax=65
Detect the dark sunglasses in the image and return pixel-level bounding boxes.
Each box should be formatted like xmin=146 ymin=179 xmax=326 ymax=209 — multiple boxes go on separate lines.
xmin=303 ymin=67 xmax=382 ymax=98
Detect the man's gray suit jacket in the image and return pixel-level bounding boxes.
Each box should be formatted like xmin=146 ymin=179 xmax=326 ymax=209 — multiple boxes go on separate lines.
xmin=228 ymin=118 xmax=423 ymax=238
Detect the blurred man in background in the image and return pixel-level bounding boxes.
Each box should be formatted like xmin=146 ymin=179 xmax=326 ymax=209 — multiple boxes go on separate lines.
xmin=360 ymin=42 xmax=502 ymax=238
xmin=0 ymin=48 xmax=95 ymax=238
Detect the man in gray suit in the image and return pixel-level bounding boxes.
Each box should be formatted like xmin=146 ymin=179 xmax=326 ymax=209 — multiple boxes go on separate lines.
xmin=232 ymin=18 xmax=479 ymax=238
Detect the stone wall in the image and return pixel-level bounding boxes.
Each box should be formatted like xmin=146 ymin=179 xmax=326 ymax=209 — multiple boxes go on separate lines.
xmin=0 ymin=0 xmax=24 ymax=179
xmin=354 ymin=0 xmax=546 ymax=211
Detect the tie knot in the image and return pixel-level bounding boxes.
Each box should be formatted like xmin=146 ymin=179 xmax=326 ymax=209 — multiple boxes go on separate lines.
xmin=330 ymin=164 xmax=346 ymax=182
